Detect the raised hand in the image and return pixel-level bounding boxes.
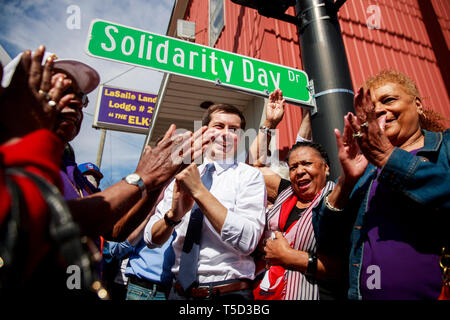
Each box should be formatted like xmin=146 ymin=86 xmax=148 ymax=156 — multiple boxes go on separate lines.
xmin=0 ymin=46 xmax=70 ymax=143
xmin=170 ymin=180 xmax=194 ymax=222
xmin=136 ymin=124 xmax=189 ymax=190
xmin=135 ymin=125 xmax=210 ymax=192
xmin=174 ymin=162 xmax=203 ymax=200
xmin=334 ymin=113 xmax=368 ymax=184
xmin=348 ymin=87 xmax=394 ymax=168
xmin=265 ymin=88 xmax=285 ymax=128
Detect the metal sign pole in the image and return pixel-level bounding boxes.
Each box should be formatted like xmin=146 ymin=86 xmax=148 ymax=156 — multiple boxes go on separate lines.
xmin=295 ymin=0 xmax=354 ymax=180
xmin=96 ymin=128 xmax=107 ymax=168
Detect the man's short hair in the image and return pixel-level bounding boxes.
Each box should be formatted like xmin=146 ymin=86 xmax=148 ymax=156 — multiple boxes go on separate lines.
xmin=201 ymin=104 xmax=246 ymax=130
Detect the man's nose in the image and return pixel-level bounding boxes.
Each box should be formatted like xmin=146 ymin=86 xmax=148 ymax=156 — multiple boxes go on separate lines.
xmin=222 ymin=126 xmax=232 ymax=135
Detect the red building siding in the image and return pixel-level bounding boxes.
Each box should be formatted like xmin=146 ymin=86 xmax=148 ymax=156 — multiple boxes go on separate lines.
xmin=184 ymin=0 xmax=449 ymax=155
xmin=339 ymin=0 xmax=449 ymax=122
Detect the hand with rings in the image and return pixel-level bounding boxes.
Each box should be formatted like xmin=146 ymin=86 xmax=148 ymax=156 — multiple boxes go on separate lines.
xmin=0 ymin=45 xmax=71 ymax=141
xmin=352 ymin=131 xmax=363 ymax=139
xmin=347 ymin=87 xmax=395 ymax=167
xmin=352 ymin=121 xmax=369 ymax=138
xmin=38 ymin=89 xmax=51 ymax=101
xmin=38 ymin=89 xmax=58 ymax=107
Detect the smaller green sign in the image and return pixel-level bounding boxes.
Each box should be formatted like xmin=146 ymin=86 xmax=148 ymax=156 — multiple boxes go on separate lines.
xmin=86 ymin=19 xmax=312 ymax=106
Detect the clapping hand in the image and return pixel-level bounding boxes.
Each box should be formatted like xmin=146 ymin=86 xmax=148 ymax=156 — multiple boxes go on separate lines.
xmin=347 ymin=87 xmax=394 ymax=168
xmin=334 ymin=113 xmax=369 ymax=184
xmin=135 ymin=124 xmax=211 ymax=192
xmin=170 ymin=179 xmax=194 ymax=222
xmin=0 ymin=46 xmax=71 ymax=143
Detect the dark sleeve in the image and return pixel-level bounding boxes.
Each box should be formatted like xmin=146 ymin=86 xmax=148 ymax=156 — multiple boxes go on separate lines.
xmin=277 ymin=178 xmax=291 ymax=196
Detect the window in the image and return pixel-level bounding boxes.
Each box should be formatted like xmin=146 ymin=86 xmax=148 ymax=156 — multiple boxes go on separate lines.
xmin=209 ymin=0 xmax=224 ymax=47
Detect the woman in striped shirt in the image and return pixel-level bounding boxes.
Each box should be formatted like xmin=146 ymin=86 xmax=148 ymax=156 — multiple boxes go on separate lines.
xmin=250 ymin=89 xmax=352 ymax=300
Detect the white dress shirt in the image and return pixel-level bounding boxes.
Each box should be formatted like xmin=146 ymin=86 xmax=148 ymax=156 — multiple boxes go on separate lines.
xmin=144 ymin=158 xmax=267 ymax=284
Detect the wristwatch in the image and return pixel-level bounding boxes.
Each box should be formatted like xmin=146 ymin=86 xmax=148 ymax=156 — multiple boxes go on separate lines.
xmin=124 ymin=173 xmax=146 ymax=199
xmin=164 ymin=211 xmax=182 ymax=227
xmin=259 ymin=125 xmax=273 ymax=136
xmin=305 ymin=252 xmax=318 ymax=278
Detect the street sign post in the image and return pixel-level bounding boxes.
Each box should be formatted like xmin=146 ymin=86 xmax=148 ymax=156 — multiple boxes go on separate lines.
xmin=86 ymin=19 xmax=314 ymax=108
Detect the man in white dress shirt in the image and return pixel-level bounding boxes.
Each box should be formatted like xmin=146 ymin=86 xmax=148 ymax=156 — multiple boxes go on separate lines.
xmin=144 ymin=104 xmax=266 ymax=300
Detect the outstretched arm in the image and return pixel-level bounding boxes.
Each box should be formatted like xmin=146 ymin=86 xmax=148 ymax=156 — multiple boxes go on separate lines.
xmin=297 ymin=107 xmax=312 ymax=142
xmin=247 ymin=89 xmax=285 ymax=202
xmin=248 ymin=88 xmax=285 ymax=168
xmin=68 ymin=125 xmax=210 ymax=241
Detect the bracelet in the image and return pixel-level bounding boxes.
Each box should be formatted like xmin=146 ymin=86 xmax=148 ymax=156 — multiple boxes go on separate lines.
xmin=305 ymin=252 xmax=318 ymax=278
xmin=324 ymin=193 xmax=344 ymax=212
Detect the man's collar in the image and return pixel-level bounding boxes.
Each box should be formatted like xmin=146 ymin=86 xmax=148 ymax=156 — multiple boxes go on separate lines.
xmin=202 ymin=157 xmax=237 ymax=175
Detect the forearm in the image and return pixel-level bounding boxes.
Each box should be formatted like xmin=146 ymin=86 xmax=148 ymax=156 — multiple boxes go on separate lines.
xmin=193 ymin=187 xmax=227 ymax=234
xmin=297 ymin=108 xmax=312 ymax=141
xmin=150 ymin=216 xmax=176 ymax=246
xmin=282 ymin=249 xmax=344 ymax=281
xmin=111 ymin=186 xmax=163 ymax=241
xmin=68 ymin=180 xmax=141 ymax=238
xmin=325 ymin=175 xmax=356 ymax=210
xmin=125 ymin=210 xmax=152 ymax=246
xmin=248 ymin=126 xmax=273 ymax=167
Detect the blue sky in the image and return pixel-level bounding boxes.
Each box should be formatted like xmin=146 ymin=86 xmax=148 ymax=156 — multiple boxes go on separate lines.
xmin=0 ymin=0 xmax=175 ymax=189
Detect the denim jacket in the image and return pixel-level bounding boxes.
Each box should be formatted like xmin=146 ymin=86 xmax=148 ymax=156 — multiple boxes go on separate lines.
xmin=321 ymin=129 xmax=450 ymax=300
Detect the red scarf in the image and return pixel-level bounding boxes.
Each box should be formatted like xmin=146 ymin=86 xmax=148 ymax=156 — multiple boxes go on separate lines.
xmin=254 ymin=193 xmax=299 ymax=300
xmin=278 ymin=193 xmax=299 ymax=234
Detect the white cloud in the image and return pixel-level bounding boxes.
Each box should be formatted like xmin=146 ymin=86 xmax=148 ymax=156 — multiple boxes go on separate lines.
xmin=0 ymin=0 xmax=175 ymax=188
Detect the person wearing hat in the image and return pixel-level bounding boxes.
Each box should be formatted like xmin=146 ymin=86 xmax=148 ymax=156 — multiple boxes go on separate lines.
xmin=0 ymin=46 xmax=72 ymax=294
xmin=3 ymin=47 xmax=103 ymax=200
xmin=1 ymin=45 xmax=212 ymax=296
xmin=78 ymin=162 xmax=104 ymax=190
xmin=40 ymin=49 xmax=211 ymax=240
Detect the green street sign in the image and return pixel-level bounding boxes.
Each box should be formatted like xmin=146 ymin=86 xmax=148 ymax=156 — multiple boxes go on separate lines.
xmin=86 ymin=19 xmax=313 ymax=107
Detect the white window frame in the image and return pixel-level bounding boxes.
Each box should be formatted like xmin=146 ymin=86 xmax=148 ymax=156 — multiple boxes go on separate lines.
xmin=209 ymin=0 xmax=225 ymax=47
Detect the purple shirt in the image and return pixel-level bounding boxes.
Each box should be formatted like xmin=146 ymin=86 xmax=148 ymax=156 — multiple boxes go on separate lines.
xmin=60 ymin=152 xmax=99 ymax=200
xmin=360 ymin=149 xmax=442 ymax=300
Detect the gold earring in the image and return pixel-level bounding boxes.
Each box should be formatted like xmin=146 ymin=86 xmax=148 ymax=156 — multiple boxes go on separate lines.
xmin=418 ymin=107 xmax=427 ymax=119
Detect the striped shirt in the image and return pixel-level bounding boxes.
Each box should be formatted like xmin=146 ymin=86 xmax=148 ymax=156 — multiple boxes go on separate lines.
xmin=266 ymin=180 xmax=335 ymax=300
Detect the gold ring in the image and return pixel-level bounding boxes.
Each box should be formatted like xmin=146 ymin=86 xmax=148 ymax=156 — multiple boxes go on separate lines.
xmin=38 ymin=89 xmax=51 ymax=100
xmin=352 ymin=131 xmax=363 ymax=138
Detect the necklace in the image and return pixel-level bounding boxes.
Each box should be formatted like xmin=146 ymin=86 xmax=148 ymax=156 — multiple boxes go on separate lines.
xmin=401 ymin=134 xmax=424 ymax=151
xmin=65 ymin=175 xmax=85 ymax=198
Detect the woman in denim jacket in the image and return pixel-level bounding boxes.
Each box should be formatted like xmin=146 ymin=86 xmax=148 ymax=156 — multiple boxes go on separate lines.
xmin=322 ymin=70 xmax=449 ymax=300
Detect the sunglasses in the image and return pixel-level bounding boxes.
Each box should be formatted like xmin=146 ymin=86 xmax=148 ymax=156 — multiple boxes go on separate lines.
xmin=63 ymin=87 xmax=89 ymax=108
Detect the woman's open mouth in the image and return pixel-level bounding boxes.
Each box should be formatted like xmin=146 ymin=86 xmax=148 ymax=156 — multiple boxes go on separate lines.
xmin=296 ymin=179 xmax=311 ymax=190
